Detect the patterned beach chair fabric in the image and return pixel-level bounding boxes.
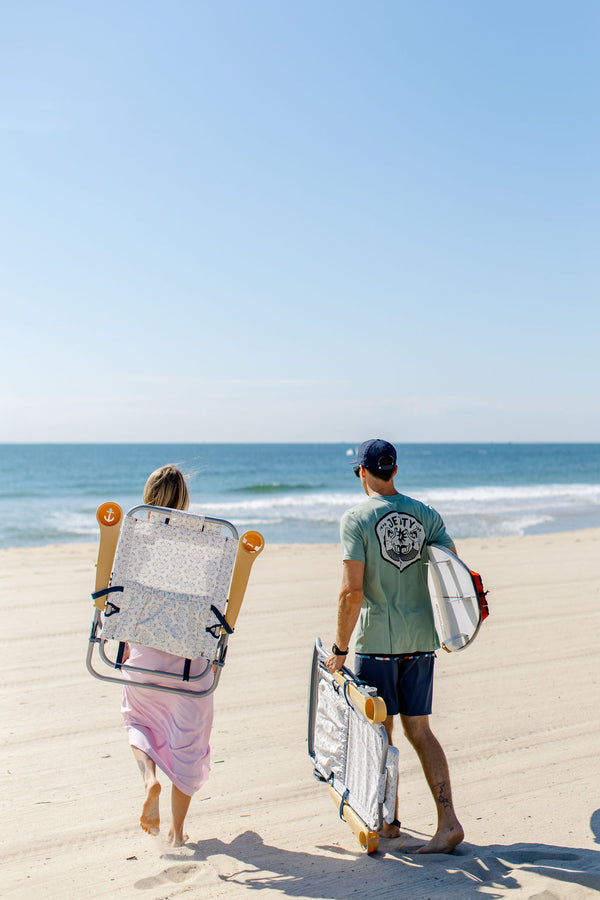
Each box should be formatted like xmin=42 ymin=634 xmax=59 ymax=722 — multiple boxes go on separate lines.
xmin=308 ymin=638 xmax=399 ymax=837
xmin=88 ymin=505 xmax=240 ymax=696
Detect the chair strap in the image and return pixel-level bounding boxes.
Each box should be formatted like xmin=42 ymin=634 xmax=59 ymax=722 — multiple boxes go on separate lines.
xmin=115 ymin=642 xmax=126 ymax=670
xmin=104 ymin=600 xmax=121 ymax=617
xmin=205 ymin=604 xmax=233 ymax=638
xmin=338 ymin=789 xmax=350 ymax=820
xmin=91 ymin=586 xmax=124 ymax=600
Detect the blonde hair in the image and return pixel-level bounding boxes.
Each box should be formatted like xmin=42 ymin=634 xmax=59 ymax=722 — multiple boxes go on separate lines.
xmin=143 ymin=465 xmax=190 ymax=511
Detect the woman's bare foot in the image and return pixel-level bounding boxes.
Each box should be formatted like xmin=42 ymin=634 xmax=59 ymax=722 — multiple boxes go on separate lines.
xmin=140 ymin=780 xmax=161 ymax=836
xmin=167 ymin=828 xmax=189 ymax=847
xmin=414 ymin=822 xmax=464 ymax=854
xmin=168 ymin=785 xmax=191 ymax=848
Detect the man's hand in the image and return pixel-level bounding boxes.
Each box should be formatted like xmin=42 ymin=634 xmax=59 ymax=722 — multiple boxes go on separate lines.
xmin=325 ymin=652 xmax=347 ymax=673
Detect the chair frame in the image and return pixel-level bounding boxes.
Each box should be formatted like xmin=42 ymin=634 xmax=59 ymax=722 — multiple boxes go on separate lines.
xmin=86 ymin=505 xmax=240 ymax=698
xmin=307 ymin=638 xmax=395 ymax=852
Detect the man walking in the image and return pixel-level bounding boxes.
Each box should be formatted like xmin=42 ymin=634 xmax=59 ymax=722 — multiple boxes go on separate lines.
xmin=326 ymin=439 xmax=464 ymax=853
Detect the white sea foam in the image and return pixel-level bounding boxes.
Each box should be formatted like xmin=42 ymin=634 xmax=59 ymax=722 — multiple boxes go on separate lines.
xmin=29 ymin=483 xmax=600 ymax=547
xmin=507 ymin=515 xmax=555 ymax=535
xmin=190 ymin=482 xmax=600 ymax=541
xmin=42 ymin=509 xmax=99 ymax=539
xmin=190 ymin=492 xmax=362 ymax=523
xmin=193 ymin=483 xmax=600 ymax=518
xmin=421 ymin=483 xmax=600 ymax=507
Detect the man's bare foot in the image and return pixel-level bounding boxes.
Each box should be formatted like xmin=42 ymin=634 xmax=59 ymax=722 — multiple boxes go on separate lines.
xmin=414 ymin=822 xmax=464 ymax=854
xmin=140 ymin=780 xmax=161 ymax=836
xmin=167 ymin=828 xmax=189 ymax=847
xmin=378 ymin=821 xmax=402 ymax=839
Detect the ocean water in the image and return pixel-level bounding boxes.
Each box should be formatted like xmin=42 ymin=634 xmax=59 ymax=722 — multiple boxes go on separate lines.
xmin=2 ymin=443 xmax=600 ymax=549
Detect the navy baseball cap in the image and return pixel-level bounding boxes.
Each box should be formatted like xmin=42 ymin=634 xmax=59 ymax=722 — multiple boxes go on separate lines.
xmin=354 ymin=439 xmax=397 ymax=473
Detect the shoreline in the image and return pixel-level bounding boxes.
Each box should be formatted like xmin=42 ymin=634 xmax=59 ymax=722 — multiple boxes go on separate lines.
xmin=2 ymin=520 xmax=600 ymax=554
xmin=2 ymin=528 xmax=600 ymax=898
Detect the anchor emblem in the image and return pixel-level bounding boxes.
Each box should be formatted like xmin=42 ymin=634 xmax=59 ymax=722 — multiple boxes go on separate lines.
xmin=96 ymin=501 xmax=122 ymax=528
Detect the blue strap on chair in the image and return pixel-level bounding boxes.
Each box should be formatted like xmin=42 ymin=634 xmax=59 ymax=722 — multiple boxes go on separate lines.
xmin=115 ymin=641 xmax=126 ymax=670
xmin=205 ymin=605 xmax=233 ymax=638
xmin=91 ymin=586 xmax=124 ymax=601
xmin=338 ymin=789 xmax=350 ymax=820
xmin=91 ymin=586 xmax=124 ymax=617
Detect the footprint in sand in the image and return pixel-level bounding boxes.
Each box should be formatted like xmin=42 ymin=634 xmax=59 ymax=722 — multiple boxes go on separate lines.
xmin=527 ymin=892 xmax=564 ymax=900
xmin=499 ymin=850 xmax=580 ymax=864
xmin=134 ymin=864 xmax=198 ymax=890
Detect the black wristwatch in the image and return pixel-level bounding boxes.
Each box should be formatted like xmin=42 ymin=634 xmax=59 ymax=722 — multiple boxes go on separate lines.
xmin=331 ymin=643 xmax=349 ymax=656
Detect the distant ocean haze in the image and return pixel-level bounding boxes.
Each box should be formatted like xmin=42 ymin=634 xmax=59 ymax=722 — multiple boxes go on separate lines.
xmin=1 ymin=443 xmax=600 ymax=548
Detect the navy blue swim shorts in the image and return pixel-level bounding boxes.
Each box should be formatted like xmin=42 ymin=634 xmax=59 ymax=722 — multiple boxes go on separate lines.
xmin=354 ymin=652 xmax=435 ymax=717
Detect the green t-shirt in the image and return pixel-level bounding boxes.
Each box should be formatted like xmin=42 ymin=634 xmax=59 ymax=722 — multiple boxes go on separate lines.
xmin=340 ymin=493 xmax=454 ymax=654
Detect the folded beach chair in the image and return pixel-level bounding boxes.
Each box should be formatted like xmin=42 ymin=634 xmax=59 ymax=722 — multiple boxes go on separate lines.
xmin=308 ymin=638 xmax=399 ymax=854
xmin=87 ymin=502 xmax=264 ymax=697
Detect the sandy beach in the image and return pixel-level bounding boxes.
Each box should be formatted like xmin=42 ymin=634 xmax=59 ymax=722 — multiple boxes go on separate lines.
xmin=1 ymin=529 xmax=600 ymax=899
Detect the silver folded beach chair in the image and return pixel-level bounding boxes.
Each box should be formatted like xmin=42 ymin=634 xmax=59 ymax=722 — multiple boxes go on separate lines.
xmin=87 ymin=502 xmax=264 ymax=697
xmin=308 ymin=638 xmax=399 ymax=853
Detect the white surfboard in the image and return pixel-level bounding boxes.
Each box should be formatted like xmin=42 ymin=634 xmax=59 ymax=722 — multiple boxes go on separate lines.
xmin=427 ymin=544 xmax=489 ymax=652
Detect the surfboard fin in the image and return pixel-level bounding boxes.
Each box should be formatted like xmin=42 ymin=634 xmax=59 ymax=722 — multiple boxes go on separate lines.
xmin=470 ymin=569 xmax=490 ymax=620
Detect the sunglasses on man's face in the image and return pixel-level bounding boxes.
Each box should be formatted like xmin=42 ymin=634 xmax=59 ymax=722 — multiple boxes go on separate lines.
xmin=353 ymin=466 xmax=361 ymax=478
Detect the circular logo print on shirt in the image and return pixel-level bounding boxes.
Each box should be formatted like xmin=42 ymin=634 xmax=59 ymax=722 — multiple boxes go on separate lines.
xmin=375 ymin=511 xmax=426 ymax=571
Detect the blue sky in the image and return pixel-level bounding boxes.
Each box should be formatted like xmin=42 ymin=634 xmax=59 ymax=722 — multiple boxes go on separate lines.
xmin=2 ymin=0 xmax=598 ymax=442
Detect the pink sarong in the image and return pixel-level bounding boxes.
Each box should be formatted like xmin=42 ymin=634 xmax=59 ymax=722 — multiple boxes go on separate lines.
xmin=121 ymin=643 xmax=214 ymax=796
